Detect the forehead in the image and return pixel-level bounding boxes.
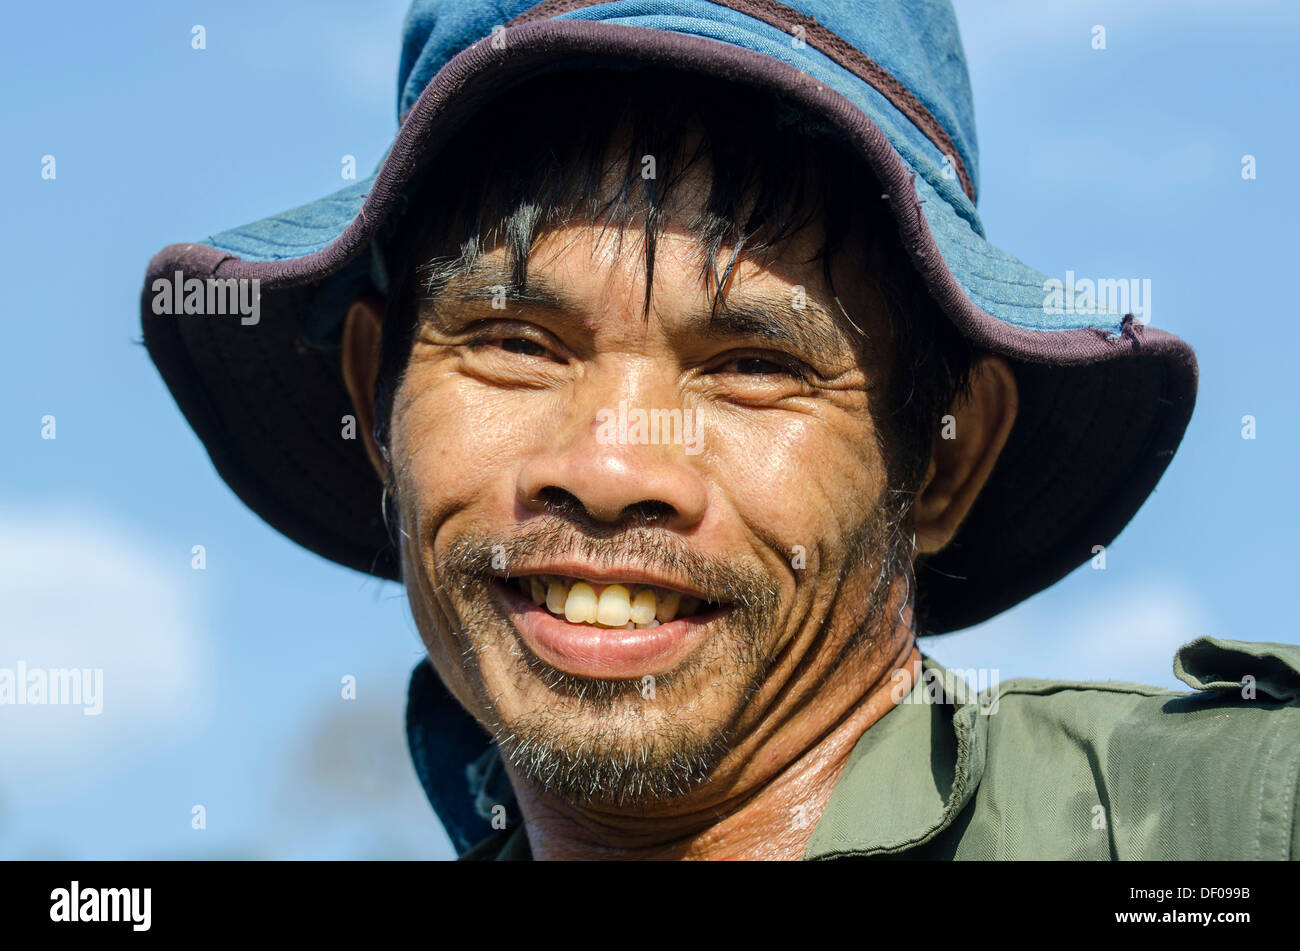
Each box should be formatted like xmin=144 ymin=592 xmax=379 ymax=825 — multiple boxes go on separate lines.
xmin=427 ymin=213 xmax=887 ymax=367
xmin=409 ymin=112 xmax=891 ymax=358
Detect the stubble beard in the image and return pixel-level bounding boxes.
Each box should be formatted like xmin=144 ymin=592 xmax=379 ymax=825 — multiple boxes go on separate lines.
xmin=422 ymin=505 xmax=909 ymax=809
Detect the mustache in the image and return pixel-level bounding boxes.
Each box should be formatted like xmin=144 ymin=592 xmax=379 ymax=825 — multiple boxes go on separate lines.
xmin=437 ymin=519 xmax=779 ymax=614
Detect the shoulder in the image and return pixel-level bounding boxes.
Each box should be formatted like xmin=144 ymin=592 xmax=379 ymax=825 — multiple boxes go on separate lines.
xmin=977 ymin=637 xmax=1300 ymax=859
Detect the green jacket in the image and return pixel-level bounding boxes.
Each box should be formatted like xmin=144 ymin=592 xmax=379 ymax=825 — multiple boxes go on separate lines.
xmin=424 ymin=637 xmax=1300 ymax=860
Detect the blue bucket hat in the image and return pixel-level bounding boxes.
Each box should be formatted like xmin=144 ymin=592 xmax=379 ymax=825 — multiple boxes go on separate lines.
xmin=141 ymin=0 xmax=1197 ymax=638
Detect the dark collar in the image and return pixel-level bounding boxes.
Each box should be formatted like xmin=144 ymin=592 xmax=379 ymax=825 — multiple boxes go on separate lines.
xmin=404 ymin=660 xmax=519 ymax=855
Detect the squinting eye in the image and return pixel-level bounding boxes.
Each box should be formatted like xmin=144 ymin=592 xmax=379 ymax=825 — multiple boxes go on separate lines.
xmin=732 ymin=356 xmax=787 ymax=375
xmin=499 ymin=337 xmax=551 ymax=358
xmin=721 ymin=355 xmax=811 ymax=381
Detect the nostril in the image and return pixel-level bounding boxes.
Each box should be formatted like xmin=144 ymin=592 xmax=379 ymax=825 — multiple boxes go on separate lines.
xmin=533 ymin=486 xmax=585 ymax=518
xmin=528 ymin=487 xmax=678 ymax=528
xmin=517 ymin=441 xmax=709 ymax=531
xmin=625 ymin=499 xmax=675 ymax=526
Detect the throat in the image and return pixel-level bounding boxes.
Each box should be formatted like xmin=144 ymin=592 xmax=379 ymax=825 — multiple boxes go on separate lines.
xmin=504 ymin=639 xmax=921 ymax=861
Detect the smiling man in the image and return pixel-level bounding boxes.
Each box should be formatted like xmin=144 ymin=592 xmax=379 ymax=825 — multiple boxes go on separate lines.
xmin=334 ymin=72 xmax=1019 ymax=858
xmin=142 ymin=0 xmax=1300 ymax=861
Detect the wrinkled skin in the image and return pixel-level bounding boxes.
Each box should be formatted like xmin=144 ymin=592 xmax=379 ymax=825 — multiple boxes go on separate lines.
xmin=342 ymin=143 xmax=1018 ymax=859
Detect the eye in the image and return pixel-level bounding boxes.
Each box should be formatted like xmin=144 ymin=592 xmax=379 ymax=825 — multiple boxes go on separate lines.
xmin=716 ymin=353 xmax=810 ymax=381
xmin=461 ymin=325 xmax=564 ymax=363
xmin=731 ymin=356 xmax=787 ymax=375
xmin=499 ymin=337 xmax=551 ymax=358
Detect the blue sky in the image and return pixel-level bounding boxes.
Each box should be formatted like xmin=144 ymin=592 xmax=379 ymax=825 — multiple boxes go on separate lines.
xmin=2 ymin=0 xmax=1296 ymax=859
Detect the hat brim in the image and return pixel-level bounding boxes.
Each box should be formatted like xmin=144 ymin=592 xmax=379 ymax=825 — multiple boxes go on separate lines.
xmin=141 ymin=17 xmax=1197 ymax=634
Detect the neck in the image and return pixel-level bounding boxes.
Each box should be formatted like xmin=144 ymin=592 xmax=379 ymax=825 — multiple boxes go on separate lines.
xmin=508 ymin=612 xmax=922 ymax=861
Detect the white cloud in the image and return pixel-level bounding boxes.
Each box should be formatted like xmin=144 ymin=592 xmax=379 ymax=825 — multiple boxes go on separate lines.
xmin=925 ymin=576 xmax=1215 ymax=690
xmin=0 ymin=506 xmax=213 ymax=792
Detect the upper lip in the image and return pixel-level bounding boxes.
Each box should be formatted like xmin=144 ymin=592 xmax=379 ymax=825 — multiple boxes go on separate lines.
xmin=495 ymin=563 xmax=721 ymax=604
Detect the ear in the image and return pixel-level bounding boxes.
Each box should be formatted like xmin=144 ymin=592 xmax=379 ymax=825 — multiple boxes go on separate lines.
xmin=912 ymin=354 xmax=1018 ymax=555
xmin=340 ymin=294 xmax=388 ymax=481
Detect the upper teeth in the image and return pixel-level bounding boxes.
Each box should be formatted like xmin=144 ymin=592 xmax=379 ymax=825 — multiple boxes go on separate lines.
xmin=514 ymin=576 xmax=705 ymax=628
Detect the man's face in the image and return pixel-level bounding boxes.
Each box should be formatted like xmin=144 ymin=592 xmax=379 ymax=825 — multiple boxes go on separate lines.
xmin=386 ymin=165 xmax=909 ymax=808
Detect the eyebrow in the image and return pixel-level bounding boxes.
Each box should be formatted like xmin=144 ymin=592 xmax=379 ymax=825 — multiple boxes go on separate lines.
xmin=425 ymin=258 xmax=571 ymax=312
xmin=695 ymin=292 xmax=854 ymax=361
xmin=422 ymin=257 xmax=859 ymax=361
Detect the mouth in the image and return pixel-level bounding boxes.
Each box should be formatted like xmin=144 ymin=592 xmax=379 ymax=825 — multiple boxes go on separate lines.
xmin=489 ymin=571 xmax=731 ymax=680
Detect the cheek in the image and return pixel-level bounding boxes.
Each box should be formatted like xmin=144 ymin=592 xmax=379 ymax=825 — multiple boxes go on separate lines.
xmin=389 ymin=361 xmax=539 ymax=530
xmin=703 ymin=406 xmax=887 ymax=568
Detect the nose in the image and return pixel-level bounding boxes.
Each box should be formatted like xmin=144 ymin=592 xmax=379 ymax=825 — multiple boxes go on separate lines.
xmin=516 ymin=397 xmax=709 ymax=531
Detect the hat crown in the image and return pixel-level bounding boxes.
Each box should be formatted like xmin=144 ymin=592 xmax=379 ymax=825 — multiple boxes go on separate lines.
xmin=395 ymin=0 xmax=979 ymax=199
xmin=145 ymin=0 xmax=1197 ymax=641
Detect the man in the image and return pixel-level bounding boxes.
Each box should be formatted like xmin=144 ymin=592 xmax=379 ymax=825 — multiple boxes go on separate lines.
xmin=141 ymin=0 xmax=1300 ymax=860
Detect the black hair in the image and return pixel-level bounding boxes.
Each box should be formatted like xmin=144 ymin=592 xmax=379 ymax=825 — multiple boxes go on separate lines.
xmin=372 ymin=65 xmax=975 ymax=533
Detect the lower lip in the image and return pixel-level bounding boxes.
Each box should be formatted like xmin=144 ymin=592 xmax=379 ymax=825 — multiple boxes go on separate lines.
xmin=490 ymin=579 xmax=721 ymax=679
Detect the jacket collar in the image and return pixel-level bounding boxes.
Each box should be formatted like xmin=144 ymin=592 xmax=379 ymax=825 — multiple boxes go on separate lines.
xmin=802 ymin=652 xmax=990 ymax=859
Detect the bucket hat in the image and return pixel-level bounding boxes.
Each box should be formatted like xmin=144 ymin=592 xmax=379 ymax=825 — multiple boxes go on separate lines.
xmin=140 ymin=0 xmax=1198 ymax=635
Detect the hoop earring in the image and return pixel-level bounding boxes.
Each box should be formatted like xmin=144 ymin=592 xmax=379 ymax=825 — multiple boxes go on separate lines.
xmin=381 ymin=485 xmax=398 ymax=546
